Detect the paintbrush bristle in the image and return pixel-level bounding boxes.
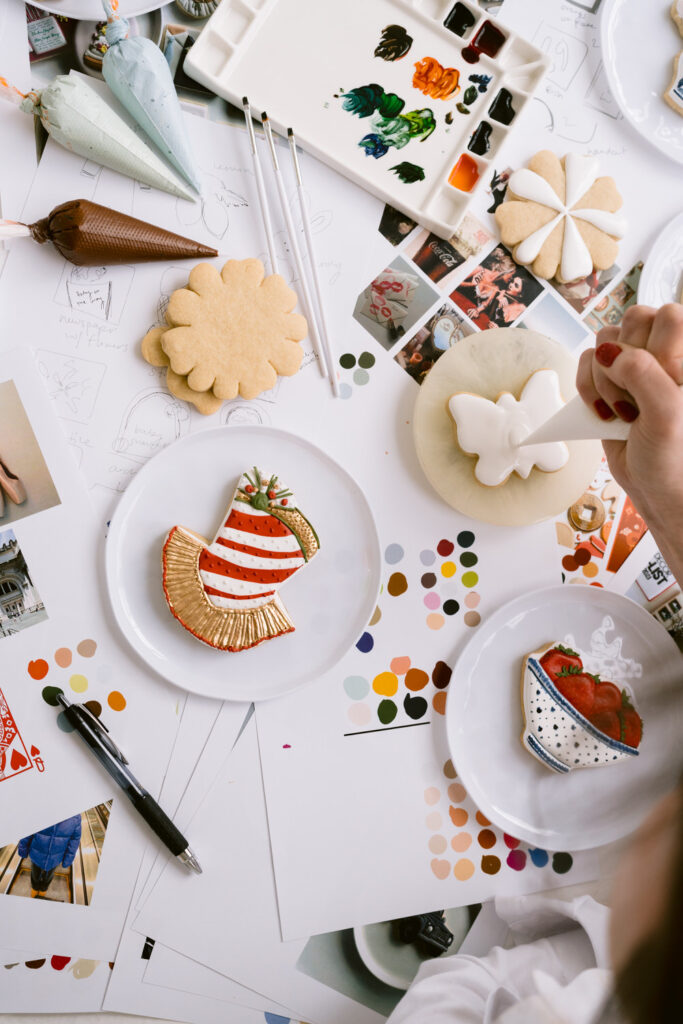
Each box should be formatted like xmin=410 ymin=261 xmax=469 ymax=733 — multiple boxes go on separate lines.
xmin=242 ymin=96 xmax=249 ymax=106
xmin=287 ymin=127 xmax=294 ymax=137
xmin=261 ymin=111 xmax=268 ymax=122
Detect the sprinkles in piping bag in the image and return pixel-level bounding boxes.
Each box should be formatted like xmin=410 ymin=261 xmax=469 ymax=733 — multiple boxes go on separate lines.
xmin=101 ymin=0 xmax=200 ymax=193
xmin=0 ymin=73 xmax=194 ymax=200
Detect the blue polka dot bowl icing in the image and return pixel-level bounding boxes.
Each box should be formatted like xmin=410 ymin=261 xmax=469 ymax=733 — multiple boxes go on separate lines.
xmin=521 ymin=648 xmax=639 ymax=774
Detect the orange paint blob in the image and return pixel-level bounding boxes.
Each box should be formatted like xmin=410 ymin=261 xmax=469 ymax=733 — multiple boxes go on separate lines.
xmin=54 ymin=648 xmax=72 ymax=668
xmin=449 ymin=805 xmax=469 ymax=826
xmin=413 ymin=56 xmax=461 ymax=99
xmin=28 ymin=659 xmax=49 ymax=680
xmin=449 ymin=153 xmax=480 ymax=192
xmin=451 ymin=832 xmax=472 ymax=852
xmin=107 ymin=691 xmax=126 ymax=711
xmin=476 ymin=811 xmax=491 ymax=826
xmin=433 ymin=691 xmax=447 ymax=715
xmin=478 ymin=828 xmax=497 ymax=849
xmin=405 ymin=668 xmax=429 ymax=691
xmin=453 ymin=857 xmax=475 ymax=880
xmin=390 ymin=656 xmax=411 ymax=675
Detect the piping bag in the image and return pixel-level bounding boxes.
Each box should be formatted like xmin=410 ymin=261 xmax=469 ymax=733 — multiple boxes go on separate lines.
xmin=523 ymin=388 xmax=683 ymax=445
xmin=0 ymin=199 xmax=217 ymax=266
xmin=0 ymin=73 xmax=194 ymax=200
xmin=101 ymin=0 xmax=201 ymax=193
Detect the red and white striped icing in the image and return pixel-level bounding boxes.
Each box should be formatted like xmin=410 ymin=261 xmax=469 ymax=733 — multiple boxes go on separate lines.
xmin=197 ymin=474 xmax=305 ymax=611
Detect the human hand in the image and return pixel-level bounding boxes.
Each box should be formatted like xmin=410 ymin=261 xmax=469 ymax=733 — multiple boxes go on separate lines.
xmin=576 ymin=304 xmax=683 ymax=578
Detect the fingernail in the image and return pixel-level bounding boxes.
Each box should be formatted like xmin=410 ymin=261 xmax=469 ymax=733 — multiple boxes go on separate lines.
xmin=614 ymin=400 xmax=639 ymax=423
xmin=595 ymin=343 xmax=622 ymax=367
xmin=594 ymin=399 xmax=615 ymax=421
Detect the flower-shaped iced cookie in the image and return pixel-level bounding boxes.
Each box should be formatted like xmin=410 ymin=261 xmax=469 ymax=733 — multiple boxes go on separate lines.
xmin=161 ymin=259 xmax=307 ymax=401
xmin=495 ymin=151 xmax=626 ymax=283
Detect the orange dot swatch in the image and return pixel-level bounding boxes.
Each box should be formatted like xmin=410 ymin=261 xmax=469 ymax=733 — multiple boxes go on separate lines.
xmin=478 ymin=828 xmax=496 ymax=849
xmin=449 ymin=805 xmax=468 ymax=827
xmin=390 ymin=656 xmax=411 ymax=675
xmin=107 ymin=691 xmax=126 ymax=711
xmin=451 ymin=832 xmax=472 ymax=852
xmin=55 ymin=648 xmax=72 ymax=668
xmin=476 ymin=811 xmax=491 ymax=826
xmin=405 ymin=668 xmax=429 ymax=691
xmin=28 ymin=660 xmax=49 ymax=680
xmin=453 ymin=858 xmax=475 ymax=880
xmin=433 ymin=691 xmax=447 ymax=715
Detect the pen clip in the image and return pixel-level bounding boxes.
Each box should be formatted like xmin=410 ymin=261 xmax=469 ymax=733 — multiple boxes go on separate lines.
xmin=77 ymin=703 xmax=129 ymax=765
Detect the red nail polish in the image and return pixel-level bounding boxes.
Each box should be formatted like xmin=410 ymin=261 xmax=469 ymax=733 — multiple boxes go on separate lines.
xmin=595 ymin=343 xmax=622 ymax=367
xmin=614 ymin=400 xmax=639 ymax=423
xmin=594 ymin=399 xmax=614 ymax=421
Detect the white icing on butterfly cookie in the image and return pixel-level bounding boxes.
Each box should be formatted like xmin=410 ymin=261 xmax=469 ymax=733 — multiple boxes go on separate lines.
xmin=507 ymin=154 xmax=627 ymax=283
xmin=448 ymin=369 xmax=569 ymax=487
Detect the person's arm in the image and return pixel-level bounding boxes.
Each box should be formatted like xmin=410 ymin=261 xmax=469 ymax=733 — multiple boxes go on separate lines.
xmin=576 ymin=304 xmax=683 ymax=585
xmin=62 ymin=819 xmax=82 ymax=868
xmin=17 ymin=835 xmax=32 ymax=859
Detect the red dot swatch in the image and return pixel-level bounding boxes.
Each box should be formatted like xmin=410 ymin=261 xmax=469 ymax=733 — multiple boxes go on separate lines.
xmin=437 ymin=539 xmax=455 ymax=556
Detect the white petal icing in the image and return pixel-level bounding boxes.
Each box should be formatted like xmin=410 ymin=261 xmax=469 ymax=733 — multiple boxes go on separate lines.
xmin=508 ymin=155 xmax=626 ymax=282
xmin=449 ymin=369 xmax=569 ymax=487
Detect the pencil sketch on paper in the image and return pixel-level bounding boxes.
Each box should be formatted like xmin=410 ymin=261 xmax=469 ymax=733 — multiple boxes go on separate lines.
xmin=175 ymin=173 xmax=249 ymax=240
xmin=36 ymin=350 xmax=107 ymax=424
xmin=533 ymin=23 xmax=588 ymax=91
xmin=112 ymin=387 xmax=190 ymax=464
xmin=585 ymin=60 xmax=622 ymax=120
xmin=156 ymin=266 xmax=195 ymax=323
xmin=54 ymin=264 xmax=135 ymax=325
xmin=220 ymin=402 xmax=270 ymax=426
xmin=80 ymin=158 xmax=102 ymax=182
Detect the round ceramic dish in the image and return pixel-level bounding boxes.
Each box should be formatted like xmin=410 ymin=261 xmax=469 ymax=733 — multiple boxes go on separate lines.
xmin=638 ymin=210 xmax=683 ymax=306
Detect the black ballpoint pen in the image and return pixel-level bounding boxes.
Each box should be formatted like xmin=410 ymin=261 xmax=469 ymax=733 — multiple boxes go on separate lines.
xmin=55 ymin=692 xmax=201 ymax=874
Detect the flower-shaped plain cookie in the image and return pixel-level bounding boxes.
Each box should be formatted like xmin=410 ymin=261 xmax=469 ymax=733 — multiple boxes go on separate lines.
xmin=161 ymin=259 xmax=307 ymax=400
xmin=495 ymin=151 xmax=626 ymax=283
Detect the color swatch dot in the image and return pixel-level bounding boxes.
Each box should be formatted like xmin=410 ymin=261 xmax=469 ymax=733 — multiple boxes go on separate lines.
xmin=348 ymin=703 xmax=372 ymax=727
xmin=50 ymin=956 xmax=70 ymax=971
xmin=477 ymin=828 xmax=496 ymax=849
xmin=77 ymin=639 xmax=97 ymax=658
xmin=340 ymin=383 xmax=353 ymax=400
xmin=373 ymin=671 xmax=398 ymax=696
xmin=387 ymin=572 xmax=408 ymax=596
xmin=369 ymin=605 xmax=382 ymax=626
xmin=433 ymin=691 xmax=447 ymax=715
xmin=457 ymin=531 xmax=475 ymax=548
xmin=429 ymin=834 xmax=447 ymax=854
xmin=426 ymin=613 xmax=445 ymax=630
xmin=356 ymin=632 xmax=374 ymax=653
xmin=462 ymin=571 xmax=478 ymax=588
xmin=107 ymin=691 xmax=126 ymax=712
xmin=448 ymin=782 xmax=466 ymax=803
xmin=424 ymin=592 xmax=441 ymax=610
xmin=377 ymin=698 xmax=397 ymax=724
xmin=405 ymin=668 xmax=429 ymax=691
xmin=344 ymin=676 xmax=370 ymax=700
xmin=390 ymin=656 xmax=411 ymax=675
xmin=353 ymin=368 xmax=370 ymax=386
xmin=421 ymin=572 xmax=437 ymax=588
xmin=69 ymin=674 xmax=88 ymax=694
xmin=465 ymin=592 xmax=480 ymax=608
xmin=476 ymin=811 xmax=491 ymax=826
xmin=84 ymin=699 xmax=102 ymax=719
xmin=575 ymin=547 xmax=591 ymax=566
xmin=451 ymin=832 xmax=472 ymax=852
xmin=460 ymin=552 xmax=478 ymax=568
xmin=562 ymin=555 xmax=578 ymax=572
xmin=529 ymin=848 xmax=549 ymax=867
xmin=443 ymin=599 xmax=460 ymax=616
xmin=552 ymin=852 xmax=573 ymax=874
xmin=431 ymin=858 xmax=450 ymax=880
xmin=339 ymin=353 xmax=356 ymax=369
xmin=437 ymin=539 xmax=455 ymax=556
xmin=464 ymin=611 xmax=481 ymax=627
xmin=404 ymin=693 xmax=428 ymax=720
xmin=454 ymin=858 xmax=475 ymax=881
xmin=481 ymin=855 xmax=501 ymax=875
xmin=449 ymin=805 xmax=468 ymax=826
xmin=57 ymin=711 xmax=74 ymax=733
xmin=441 ymin=561 xmax=456 ymax=578
xmin=443 ymin=759 xmax=456 ymax=779
xmin=432 ymin=661 xmax=452 ymax=689
xmin=507 ymin=849 xmax=527 ymax=871
xmin=583 ymin=562 xmax=599 ymax=578
xmin=385 ymin=543 xmax=404 ymax=564
xmin=41 ymin=685 xmax=63 ymax=707
xmin=424 ymin=787 xmax=440 ymax=805
xmin=54 ymin=648 xmax=72 ymax=668
xmin=420 ymin=550 xmax=436 ymax=566
xmin=503 ymin=833 xmax=520 ymax=849
xmin=426 ymin=811 xmax=443 ymax=830
xmin=28 ymin=660 xmax=49 ymax=681
xmin=25 ymin=960 xmax=46 ymax=970
xmin=358 ymin=351 xmax=375 ymax=369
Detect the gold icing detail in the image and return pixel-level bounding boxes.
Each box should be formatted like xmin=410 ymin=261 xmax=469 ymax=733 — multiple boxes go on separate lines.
xmin=275 ymin=508 xmax=320 ymax=561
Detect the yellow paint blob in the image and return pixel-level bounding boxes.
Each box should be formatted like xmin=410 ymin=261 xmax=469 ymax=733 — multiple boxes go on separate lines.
xmin=69 ymin=674 xmax=88 ymax=693
xmin=441 ymin=561 xmax=456 ymax=578
xmin=372 ymin=671 xmax=398 ymax=697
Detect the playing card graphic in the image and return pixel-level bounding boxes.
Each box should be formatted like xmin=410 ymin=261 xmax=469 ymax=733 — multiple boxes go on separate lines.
xmin=0 ymin=688 xmax=33 ymax=782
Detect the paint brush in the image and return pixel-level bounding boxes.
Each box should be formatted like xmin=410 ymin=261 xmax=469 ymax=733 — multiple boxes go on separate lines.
xmin=241 ymin=97 xmax=279 ymax=275
xmin=287 ymin=128 xmax=340 ymax=396
xmin=261 ymin=112 xmax=328 ymax=380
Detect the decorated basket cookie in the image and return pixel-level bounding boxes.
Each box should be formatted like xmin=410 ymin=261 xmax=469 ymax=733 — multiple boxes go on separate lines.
xmin=664 ymin=1 xmax=683 ymax=118
xmin=521 ymin=641 xmax=643 ymax=774
xmin=162 ymin=468 xmax=320 ymax=652
xmin=495 ymin=151 xmax=626 ymax=283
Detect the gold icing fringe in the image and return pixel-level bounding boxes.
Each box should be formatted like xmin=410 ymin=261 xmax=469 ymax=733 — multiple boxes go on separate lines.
xmin=162 ymin=526 xmax=295 ymax=652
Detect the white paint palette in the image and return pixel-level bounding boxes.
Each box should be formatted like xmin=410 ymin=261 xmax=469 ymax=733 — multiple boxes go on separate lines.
xmin=184 ymin=0 xmax=550 ymax=237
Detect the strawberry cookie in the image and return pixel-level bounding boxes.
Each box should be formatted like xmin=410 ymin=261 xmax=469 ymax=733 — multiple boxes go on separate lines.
xmin=521 ymin=641 xmax=643 ymax=773
xmin=162 ymin=468 xmax=319 ymax=652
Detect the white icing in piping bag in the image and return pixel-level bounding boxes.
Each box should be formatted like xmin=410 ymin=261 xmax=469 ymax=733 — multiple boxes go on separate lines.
xmin=523 ymin=392 xmax=632 ymax=444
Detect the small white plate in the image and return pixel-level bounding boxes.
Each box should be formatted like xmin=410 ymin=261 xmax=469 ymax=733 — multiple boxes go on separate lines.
xmin=105 ymin=426 xmax=381 ymax=701
xmin=601 ymin=0 xmax=683 ymax=165
xmin=446 ymin=586 xmax=683 ymax=850
xmin=638 ymin=210 xmax=683 ymax=306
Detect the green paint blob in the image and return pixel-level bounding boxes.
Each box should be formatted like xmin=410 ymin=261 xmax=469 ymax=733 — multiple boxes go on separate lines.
xmin=552 ymin=852 xmax=573 ymax=874
xmin=390 ymin=161 xmax=426 ymax=183
xmin=42 ymin=685 xmax=64 ymax=706
xmin=462 ymin=571 xmax=479 ymax=588
xmin=358 ymin=351 xmax=375 ymax=369
xmin=403 ymin=693 xmax=428 ymax=720
xmin=460 ymin=552 xmax=478 ymax=567
xmin=377 ymin=699 xmax=398 ymax=724
xmin=353 ymin=368 xmax=370 ymax=386
xmin=339 ymin=353 xmax=356 ymax=369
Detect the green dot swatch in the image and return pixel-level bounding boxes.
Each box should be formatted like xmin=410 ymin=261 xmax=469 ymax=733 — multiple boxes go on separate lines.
xmin=377 ymin=699 xmax=398 ymax=724
xmin=358 ymin=351 xmax=375 ymax=369
xmin=339 ymin=353 xmax=356 ymax=369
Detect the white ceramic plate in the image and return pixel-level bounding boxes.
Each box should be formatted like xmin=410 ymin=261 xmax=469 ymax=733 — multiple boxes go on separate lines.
xmin=446 ymin=586 xmax=683 ymax=850
xmin=105 ymin=426 xmax=381 ymax=701
xmin=638 ymin=210 xmax=683 ymax=306
xmin=601 ymin=0 xmax=683 ymax=165
xmin=27 ymin=1 xmax=167 ymax=18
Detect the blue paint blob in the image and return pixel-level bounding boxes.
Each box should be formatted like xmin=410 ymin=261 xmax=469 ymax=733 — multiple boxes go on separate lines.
xmin=420 ymin=549 xmax=436 ymax=566
xmin=343 ymin=675 xmax=370 ymax=700
xmin=529 ymin=848 xmax=549 ymax=867
xmin=339 ymin=383 xmax=353 ymax=400
xmin=356 ymin=632 xmax=374 ymax=653
xmin=384 ymin=543 xmax=405 ymax=565
xmin=265 ymin=1015 xmax=291 ymax=1024
xmin=56 ymin=711 xmax=75 ymax=733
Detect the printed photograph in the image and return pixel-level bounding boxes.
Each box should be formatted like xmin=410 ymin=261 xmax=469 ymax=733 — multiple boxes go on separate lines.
xmin=486 ymin=167 xmax=512 ymax=214
xmin=407 ymin=214 xmax=494 ymax=292
xmin=550 ymin=265 xmax=620 ymax=316
xmin=0 ymin=801 xmax=113 ymax=905
xmin=353 ymin=256 xmax=439 ymax=350
xmin=0 ymin=380 xmax=60 ymax=527
xmin=450 ymin=244 xmax=544 ymax=330
xmin=395 ymin=304 xmax=474 ymax=384
xmin=377 ymin=204 xmax=418 ymax=247
xmin=518 ymin=293 xmax=589 ymax=351
xmin=585 ymin=262 xmax=643 ymax=334
xmin=297 ymin=904 xmax=480 ymax=1017
xmin=0 ymin=529 xmax=47 ymax=639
